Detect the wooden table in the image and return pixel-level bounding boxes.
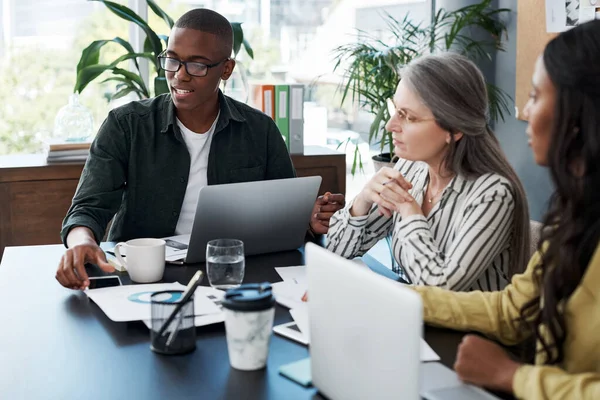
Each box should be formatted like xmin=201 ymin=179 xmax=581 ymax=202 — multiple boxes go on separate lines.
xmin=0 ymin=146 xmax=345 ymax=256
xmin=0 ymin=244 xmax=507 ymax=400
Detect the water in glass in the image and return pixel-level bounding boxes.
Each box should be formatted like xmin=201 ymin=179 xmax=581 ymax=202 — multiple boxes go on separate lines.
xmin=206 ymin=255 xmax=245 ymax=290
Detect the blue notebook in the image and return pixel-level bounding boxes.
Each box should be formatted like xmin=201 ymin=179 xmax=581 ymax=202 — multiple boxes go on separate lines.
xmin=279 ymin=357 xmax=312 ymax=387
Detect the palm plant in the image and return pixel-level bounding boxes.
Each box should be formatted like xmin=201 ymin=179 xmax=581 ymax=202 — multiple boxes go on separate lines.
xmin=74 ymin=0 xmax=254 ymax=100
xmin=333 ymin=0 xmax=511 ymax=172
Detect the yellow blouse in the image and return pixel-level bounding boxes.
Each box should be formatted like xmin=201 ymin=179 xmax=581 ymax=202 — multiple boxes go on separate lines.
xmin=414 ymin=245 xmax=600 ymax=399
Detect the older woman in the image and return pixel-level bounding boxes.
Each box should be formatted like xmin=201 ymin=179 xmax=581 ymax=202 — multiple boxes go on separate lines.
xmin=327 ymin=53 xmax=530 ymax=291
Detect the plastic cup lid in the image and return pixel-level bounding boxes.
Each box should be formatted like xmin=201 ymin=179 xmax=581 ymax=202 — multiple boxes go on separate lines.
xmin=221 ymin=282 xmax=275 ymax=312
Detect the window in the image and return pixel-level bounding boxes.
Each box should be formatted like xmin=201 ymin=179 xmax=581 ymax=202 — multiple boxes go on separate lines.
xmin=1 ymin=0 xmax=430 ymax=197
xmin=0 ymin=0 xmax=130 ymax=155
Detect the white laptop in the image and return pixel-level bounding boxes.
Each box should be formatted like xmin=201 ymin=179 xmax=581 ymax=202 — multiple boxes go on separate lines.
xmin=163 ymin=176 xmax=322 ymax=263
xmin=305 ymin=244 xmax=501 ymax=400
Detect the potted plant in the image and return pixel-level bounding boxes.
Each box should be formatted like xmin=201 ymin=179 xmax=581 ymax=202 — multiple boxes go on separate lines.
xmin=333 ymin=0 xmax=511 ymax=172
xmin=74 ymin=0 xmax=254 ymax=100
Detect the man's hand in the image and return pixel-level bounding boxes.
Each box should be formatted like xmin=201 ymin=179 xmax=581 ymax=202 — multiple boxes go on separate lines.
xmin=56 ymin=240 xmax=115 ymax=290
xmin=454 ymin=335 xmax=521 ymax=393
xmin=309 ymin=192 xmax=346 ymax=235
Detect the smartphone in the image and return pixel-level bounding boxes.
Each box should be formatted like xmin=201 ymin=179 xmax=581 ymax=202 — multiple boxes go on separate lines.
xmin=87 ymin=275 xmax=122 ymax=289
xmin=164 ymin=239 xmax=188 ymax=250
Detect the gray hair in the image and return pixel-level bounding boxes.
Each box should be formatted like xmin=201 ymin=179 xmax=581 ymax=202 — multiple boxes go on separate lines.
xmin=401 ymin=52 xmax=530 ymax=277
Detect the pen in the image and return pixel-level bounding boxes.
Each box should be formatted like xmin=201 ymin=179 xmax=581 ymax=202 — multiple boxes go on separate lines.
xmin=166 ymin=306 xmax=185 ymax=348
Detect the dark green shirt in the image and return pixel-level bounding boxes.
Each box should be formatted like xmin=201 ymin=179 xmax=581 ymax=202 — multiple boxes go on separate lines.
xmin=61 ymin=91 xmax=296 ymax=244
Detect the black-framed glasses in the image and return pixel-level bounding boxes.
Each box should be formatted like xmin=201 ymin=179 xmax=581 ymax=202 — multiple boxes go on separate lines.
xmin=158 ymin=50 xmax=229 ymax=77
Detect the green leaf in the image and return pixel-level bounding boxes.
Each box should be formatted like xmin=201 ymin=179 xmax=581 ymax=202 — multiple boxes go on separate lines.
xmin=100 ymin=76 xmax=134 ymax=86
xmin=111 ymin=67 xmax=149 ymax=96
xmin=154 ymin=76 xmax=169 ymax=96
xmin=147 ymin=0 xmax=174 ymax=29
xmin=76 ymin=40 xmax=107 ymax=76
xmin=111 ymin=36 xmax=136 ymax=54
xmin=231 ymin=22 xmax=243 ymax=58
xmin=112 ymin=86 xmax=140 ymax=100
xmin=242 ymin=39 xmax=254 ymax=59
xmin=75 ymin=64 xmax=113 ymax=94
xmin=109 ymin=52 xmax=156 ymax=68
xmin=143 ymin=36 xmax=161 ymax=69
xmin=91 ymin=0 xmax=163 ymax=56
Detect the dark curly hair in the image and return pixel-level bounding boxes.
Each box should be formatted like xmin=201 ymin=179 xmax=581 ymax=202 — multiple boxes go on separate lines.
xmin=518 ymin=20 xmax=600 ymax=365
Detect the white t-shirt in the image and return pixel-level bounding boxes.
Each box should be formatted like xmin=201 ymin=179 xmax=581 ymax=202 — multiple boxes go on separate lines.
xmin=174 ymin=112 xmax=220 ymax=235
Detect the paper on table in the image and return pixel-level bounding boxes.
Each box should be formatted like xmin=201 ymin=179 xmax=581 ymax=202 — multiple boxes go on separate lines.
xmin=273 ymin=265 xmax=307 ymax=309
xmin=143 ymin=286 xmax=226 ymax=328
xmin=275 ymin=265 xmax=307 ymax=285
xmin=290 ymin=305 xmax=310 ymax=339
xmin=421 ymin=339 xmax=440 ymax=362
xmin=272 ymin=281 xmax=306 ymax=309
xmin=104 ymin=251 xmax=126 ymax=272
xmin=85 ymin=283 xmax=221 ymax=322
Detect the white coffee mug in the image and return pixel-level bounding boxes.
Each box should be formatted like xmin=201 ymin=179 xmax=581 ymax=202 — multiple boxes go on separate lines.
xmin=114 ymin=238 xmax=166 ymax=283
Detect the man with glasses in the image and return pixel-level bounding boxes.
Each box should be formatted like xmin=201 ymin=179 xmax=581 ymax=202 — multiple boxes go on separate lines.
xmin=55 ymin=8 xmax=345 ymax=290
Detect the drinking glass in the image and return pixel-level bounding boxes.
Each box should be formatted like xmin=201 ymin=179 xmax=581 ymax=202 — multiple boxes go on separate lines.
xmin=206 ymin=239 xmax=245 ymax=290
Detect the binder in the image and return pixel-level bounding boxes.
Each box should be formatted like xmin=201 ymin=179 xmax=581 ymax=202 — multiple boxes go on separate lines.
xmin=288 ymin=84 xmax=304 ymax=154
xmin=263 ymin=85 xmax=276 ymax=120
xmin=275 ymin=84 xmax=290 ymax=149
xmin=250 ymin=84 xmax=276 ymax=120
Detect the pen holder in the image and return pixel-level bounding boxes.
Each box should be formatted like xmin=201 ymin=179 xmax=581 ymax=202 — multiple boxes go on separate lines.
xmin=150 ymin=290 xmax=196 ymax=355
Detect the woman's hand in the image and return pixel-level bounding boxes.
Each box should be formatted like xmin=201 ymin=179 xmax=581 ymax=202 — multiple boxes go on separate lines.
xmin=351 ymin=167 xmax=414 ymax=218
xmin=454 ymin=335 xmax=521 ymax=393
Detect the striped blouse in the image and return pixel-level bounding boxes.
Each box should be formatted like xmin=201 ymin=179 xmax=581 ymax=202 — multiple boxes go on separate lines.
xmin=327 ymin=158 xmax=516 ymax=291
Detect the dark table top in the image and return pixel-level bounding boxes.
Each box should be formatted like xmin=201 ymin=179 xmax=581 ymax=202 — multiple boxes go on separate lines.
xmin=0 ymin=243 xmax=477 ymax=400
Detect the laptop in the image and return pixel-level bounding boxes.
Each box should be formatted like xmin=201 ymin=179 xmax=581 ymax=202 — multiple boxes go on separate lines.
xmin=305 ymin=244 xmax=501 ymax=400
xmin=163 ymin=176 xmax=322 ymax=263
xmin=306 ymin=242 xmax=422 ymax=400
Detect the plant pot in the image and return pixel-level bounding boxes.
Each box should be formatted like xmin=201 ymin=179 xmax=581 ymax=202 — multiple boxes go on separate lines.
xmin=372 ymin=153 xmax=396 ymax=172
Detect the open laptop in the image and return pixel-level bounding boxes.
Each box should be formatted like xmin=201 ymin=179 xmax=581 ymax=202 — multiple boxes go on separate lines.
xmin=163 ymin=176 xmax=322 ymax=263
xmin=305 ymin=244 xmax=501 ymax=400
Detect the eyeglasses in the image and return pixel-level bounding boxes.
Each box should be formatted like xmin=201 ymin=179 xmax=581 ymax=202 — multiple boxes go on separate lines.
xmin=386 ymin=98 xmax=435 ymax=127
xmin=158 ymin=51 xmax=229 ymax=77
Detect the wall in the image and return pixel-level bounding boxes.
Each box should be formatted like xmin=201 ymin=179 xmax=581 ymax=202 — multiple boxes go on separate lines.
xmin=494 ymin=0 xmax=553 ymax=221
xmin=437 ymin=0 xmax=553 ymax=221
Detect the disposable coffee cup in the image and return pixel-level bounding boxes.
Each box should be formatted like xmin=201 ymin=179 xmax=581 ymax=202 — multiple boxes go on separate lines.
xmin=222 ymin=283 xmax=276 ymax=371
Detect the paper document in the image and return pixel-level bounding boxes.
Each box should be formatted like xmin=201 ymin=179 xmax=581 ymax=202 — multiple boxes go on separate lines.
xmin=143 ymin=287 xmax=226 ymax=329
xmin=272 ymin=281 xmax=306 ymax=309
xmin=273 ymin=265 xmax=307 ymax=309
xmin=275 ymin=265 xmax=307 ymax=285
xmin=290 ymin=305 xmax=310 ymax=339
xmin=86 ymin=282 xmax=221 ymax=322
xmin=420 ymin=339 xmax=440 ymax=362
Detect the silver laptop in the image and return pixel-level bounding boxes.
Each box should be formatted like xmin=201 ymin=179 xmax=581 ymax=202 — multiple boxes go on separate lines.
xmin=305 ymin=244 xmax=501 ymax=400
xmin=164 ymin=176 xmax=322 ymax=263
